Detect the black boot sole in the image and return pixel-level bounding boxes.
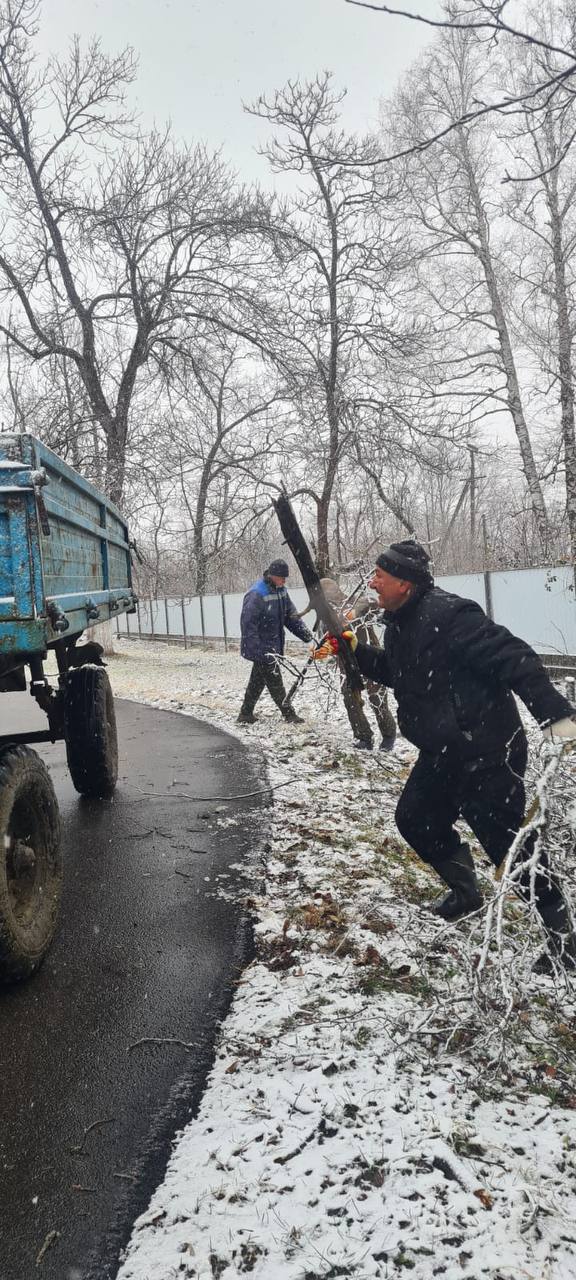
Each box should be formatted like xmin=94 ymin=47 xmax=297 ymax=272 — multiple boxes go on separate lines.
xmin=431 ymin=895 xmax=484 ymax=921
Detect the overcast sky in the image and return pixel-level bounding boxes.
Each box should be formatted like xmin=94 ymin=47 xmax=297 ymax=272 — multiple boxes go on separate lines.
xmin=37 ymin=0 xmax=435 ymax=183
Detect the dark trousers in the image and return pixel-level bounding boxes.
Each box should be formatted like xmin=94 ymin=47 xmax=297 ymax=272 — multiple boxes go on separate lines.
xmin=342 ymin=681 xmax=396 ymax=745
xmin=395 ymin=739 xmax=562 ymax=912
xmin=241 ymin=660 xmax=287 ymax=714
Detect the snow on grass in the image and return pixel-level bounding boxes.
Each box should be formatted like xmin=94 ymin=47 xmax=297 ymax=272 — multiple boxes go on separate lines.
xmin=110 ymin=638 xmax=576 ymax=1280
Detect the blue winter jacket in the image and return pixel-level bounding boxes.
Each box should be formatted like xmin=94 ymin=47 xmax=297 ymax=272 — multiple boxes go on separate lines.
xmin=240 ymin=577 xmax=312 ymax=662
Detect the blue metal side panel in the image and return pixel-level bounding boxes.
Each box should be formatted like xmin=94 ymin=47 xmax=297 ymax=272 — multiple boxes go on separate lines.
xmin=107 ymin=541 xmax=131 ymax=590
xmin=9 ymin=502 xmax=35 ymax=616
xmin=0 ymin=512 xmax=12 ymax=596
xmin=41 ymin=517 xmax=105 ymax=597
xmin=0 ymin=433 xmax=135 ymax=654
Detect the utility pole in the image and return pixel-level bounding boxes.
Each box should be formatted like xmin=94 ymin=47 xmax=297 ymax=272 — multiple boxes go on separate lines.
xmin=481 ymin=512 xmax=489 ymax=566
xmin=437 ymin=479 xmax=470 ymax=566
xmin=469 ymin=445 xmax=477 ymax=546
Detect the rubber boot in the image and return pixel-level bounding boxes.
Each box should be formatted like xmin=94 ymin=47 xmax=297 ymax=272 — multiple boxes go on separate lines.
xmin=533 ymin=896 xmax=576 ymax=974
xmin=236 ymin=710 xmax=257 ymax=725
xmin=428 ymin=845 xmax=484 ymax=921
xmin=282 ymin=708 xmax=304 ymax=724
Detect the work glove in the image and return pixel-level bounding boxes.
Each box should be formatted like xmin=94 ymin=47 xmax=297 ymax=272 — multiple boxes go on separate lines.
xmin=543 ymin=715 xmax=576 ymax=743
xmin=312 ymin=630 xmax=358 ymax=660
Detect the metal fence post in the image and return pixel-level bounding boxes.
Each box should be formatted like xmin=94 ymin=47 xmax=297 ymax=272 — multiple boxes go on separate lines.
xmin=181 ymin=597 xmax=188 ymax=649
xmin=484 ymin=570 xmax=494 ymax=620
xmin=136 ymin=599 xmax=142 ymax=639
xmin=481 ymin=515 xmax=494 ymax=619
xmin=221 ymin=594 xmax=228 ymax=652
xmin=199 ymin=595 xmax=206 ymax=648
xmin=150 ymin=596 xmax=155 ymax=637
xmin=164 ymin=596 xmax=170 ymax=639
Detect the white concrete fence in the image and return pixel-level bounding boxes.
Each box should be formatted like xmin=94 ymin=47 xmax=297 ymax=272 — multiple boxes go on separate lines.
xmin=116 ymin=564 xmax=576 ymax=663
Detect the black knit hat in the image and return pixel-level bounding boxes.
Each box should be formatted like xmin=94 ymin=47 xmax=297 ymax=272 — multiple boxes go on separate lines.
xmin=267 ymin=558 xmax=290 ymax=577
xmin=376 ymin=540 xmax=433 ymax=587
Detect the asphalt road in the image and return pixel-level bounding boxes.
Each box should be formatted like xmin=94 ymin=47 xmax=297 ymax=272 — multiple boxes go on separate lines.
xmin=0 ymin=696 xmax=265 ymax=1280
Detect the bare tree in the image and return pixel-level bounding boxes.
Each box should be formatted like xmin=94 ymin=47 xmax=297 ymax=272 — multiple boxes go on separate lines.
xmin=143 ymin=337 xmax=283 ymax=593
xmin=247 ymin=73 xmax=416 ymax=573
xmin=387 ymin=26 xmax=552 ymax=551
xmin=346 ymin=0 xmax=576 ymax=167
xmin=500 ymin=7 xmax=576 ymax=580
xmin=0 ymin=0 xmax=260 ymax=504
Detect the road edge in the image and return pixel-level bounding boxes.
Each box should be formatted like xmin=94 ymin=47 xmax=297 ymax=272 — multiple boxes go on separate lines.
xmin=84 ymin=713 xmax=269 ymax=1280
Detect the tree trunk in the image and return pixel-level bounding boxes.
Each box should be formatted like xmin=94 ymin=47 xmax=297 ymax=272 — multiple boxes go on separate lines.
xmin=458 ymin=130 xmax=550 ymax=555
xmin=194 ymin=545 xmax=208 ymax=596
xmin=105 ymin=415 xmax=128 ymax=506
xmin=315 ymin=155 xmax=340 ymax=579
xmin=193 ymin=465 xmax=212 ymax=595
xmin=547 ymin=171 xmax=576 ymax=591
xmin=84 ymin=619 xmax=116 ymax=655
xmin=316 ymin=493 xmax=331 ymax=576
xmin=317 ymin=419 xmax=339 ymax=575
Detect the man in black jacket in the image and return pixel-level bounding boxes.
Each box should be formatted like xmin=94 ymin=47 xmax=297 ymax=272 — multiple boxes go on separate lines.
xmin=315 ymin=540 xmax=576 ymax=965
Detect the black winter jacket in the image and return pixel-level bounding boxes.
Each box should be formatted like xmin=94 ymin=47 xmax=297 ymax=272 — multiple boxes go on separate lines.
xmin=354 ymin=586 xmax=572 ymax=760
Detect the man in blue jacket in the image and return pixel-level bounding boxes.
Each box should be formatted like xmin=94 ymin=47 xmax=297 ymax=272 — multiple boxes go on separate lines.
xmin=315 ymin=539 xmax=576 ymax=967
xmin=237 ymin=559 xmax=313 ymax=725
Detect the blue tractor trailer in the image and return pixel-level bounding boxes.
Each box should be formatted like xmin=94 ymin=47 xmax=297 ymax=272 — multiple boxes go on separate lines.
xmin=0 ymin=433 xmax=136 ymax=982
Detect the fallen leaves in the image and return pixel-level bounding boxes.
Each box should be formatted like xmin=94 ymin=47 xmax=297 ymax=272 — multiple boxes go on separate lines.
xmin=473 ymin=1188 xmax=494 ymax=1211
xmin=293 ymin=892 xmax=347 ymax=932
xmin=354 ymin=944 xmax=382 ymax=966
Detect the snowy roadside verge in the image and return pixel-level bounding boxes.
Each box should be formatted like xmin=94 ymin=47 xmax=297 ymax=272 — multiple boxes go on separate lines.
xmin=107 ymin=639 xmax=576 ymax=1280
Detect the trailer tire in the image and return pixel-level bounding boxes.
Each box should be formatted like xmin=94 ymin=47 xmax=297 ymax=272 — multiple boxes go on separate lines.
xmin=0 ymin=746 xmax=62 ymax=983
xmin=63 ymin=666 xmax=119 ymax=797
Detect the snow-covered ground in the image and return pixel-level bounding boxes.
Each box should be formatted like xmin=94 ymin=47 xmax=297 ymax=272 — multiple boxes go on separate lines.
xmin=107 ymin=638 xmax=576 ymax=1280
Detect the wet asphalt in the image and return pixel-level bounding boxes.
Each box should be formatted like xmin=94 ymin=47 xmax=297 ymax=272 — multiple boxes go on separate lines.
xmin=0 ymin=696 xmax=265 ymax=1280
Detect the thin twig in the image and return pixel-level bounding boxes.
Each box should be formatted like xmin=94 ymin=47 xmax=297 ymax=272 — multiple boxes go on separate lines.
xmin=128 ymin=779 xmax=296 ymax=801
xmin=128 ymin=1036 xmax=197 ymax=1052
xmin=70 ymin=1117 xmax=116 ymax=1155
xmin=35 ymin=1231 xmax=60 ymax=1266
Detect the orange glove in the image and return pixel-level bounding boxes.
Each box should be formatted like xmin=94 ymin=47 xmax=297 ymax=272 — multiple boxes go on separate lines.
xmin=312 ymin=636 xmax=339 ymax=660
xmin=312 ymin=630 xmax=358 ymax=660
